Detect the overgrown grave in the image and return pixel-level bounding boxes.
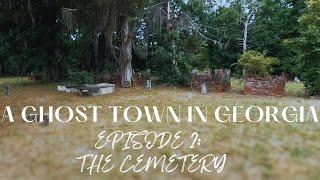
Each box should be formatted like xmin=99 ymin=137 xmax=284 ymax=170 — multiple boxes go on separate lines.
xmin=244 ymin=75 xmax=286 ymax=96
xmin=190 ymin=68 xmax=231 ymax=94
xmin=238 ymin=51 xmax=286 ymax=96
xmin=57 ymin=83 xmax=115 ymax=96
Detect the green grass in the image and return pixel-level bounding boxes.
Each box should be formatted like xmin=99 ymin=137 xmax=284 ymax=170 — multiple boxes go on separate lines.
xmin=285 ymin=81 xmax=306 ymax=97
xmin=0 ymin=77 xmax=318 ymax=180
xmin=231 ymin=78 xmax=244 ymax=92
xmin=0 ymin=77 xmax=33 ymax=85
xmin=0 ymin=77 xmax=307 ymax=97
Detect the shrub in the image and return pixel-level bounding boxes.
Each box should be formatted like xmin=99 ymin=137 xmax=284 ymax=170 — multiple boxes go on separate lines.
xmin=286 ymin=1 xmax=320 ymax=96
xmin=238 ymin=51 xmax=278 ymax=78
xmin=300 ymin=63 xmax=320 ymax=96
xmin=68 ymin=70 xmax=94 ymax=84
xmin=147 ymin=47 xmax=192 ymax=86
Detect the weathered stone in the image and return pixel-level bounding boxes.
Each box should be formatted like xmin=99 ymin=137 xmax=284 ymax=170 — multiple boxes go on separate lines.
xmin=57 ymin=85 xmax=67 ymax=92
xmin=58 ymin=83 xmax=115 ymax=96
xmin=65 ymin=85 xmax=81 ymax=94
xmin=191 ymin=68 xmax=200 ymax=76
xmin=213 ymin=69 xmax=231 ymax=92
xmin=57 ymin=84 xmax=81 ymax=93
xmin=2 ymin=82 xmax=9 ymax=96
xmin=186 ymin=92 xmax=193 ymax=98
xmin=81 ymin=83 xmax=115 ymax=96
xmin=204 ymin=68 xmax=212 ymax=76
xmin=244 ymin=75 xmax=286 ymax=96
xmin=145 ymin=80 xmax=152 ymax=90
xmin=190 ymin=69 xmax=231 ymax=93
xmin=79 ymin=89 xmax=90 ymax=96
xmin=200 ymin=82 xmax=207 ymax=94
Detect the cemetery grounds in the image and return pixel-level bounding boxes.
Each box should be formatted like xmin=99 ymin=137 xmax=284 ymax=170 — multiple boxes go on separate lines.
xmin=0 ymin=77 xmax=319 ymax=180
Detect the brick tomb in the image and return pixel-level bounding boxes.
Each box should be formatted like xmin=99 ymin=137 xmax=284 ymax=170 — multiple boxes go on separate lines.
xmin=191 ymin=69 xmax=231 ymax=93
xmin=244 ymin=75 xmax=286 ymax=96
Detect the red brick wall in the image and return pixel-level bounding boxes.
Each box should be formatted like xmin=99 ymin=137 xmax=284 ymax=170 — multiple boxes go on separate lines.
xmin=191 ymin=69 xmax=231 ymax=93
xmin=244 ymin=75 xmax=286 ymax=96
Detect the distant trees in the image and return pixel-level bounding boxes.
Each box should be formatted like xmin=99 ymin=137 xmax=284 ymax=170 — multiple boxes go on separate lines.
xmin=67 ymin=0 xmax=147 ymax=86
xmin=0 ymin=0 xmax=61 ymax=80
xmin=0 ymin=0 xmax=148 ymax=86
xmin=3 ymin=0 xmax=320 ymax=95
xmin=288 ymin=0 xmax=320 ymax=95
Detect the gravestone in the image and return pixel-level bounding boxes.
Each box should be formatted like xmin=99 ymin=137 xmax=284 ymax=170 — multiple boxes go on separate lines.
xmin=190 ymin=69 xmax=231 ymax=93
xmin=204 ymin=68 xmax=212 ymax=76
xmin=146 ymin=80 xmax=152 ymax=90
xmin=186 ymin=92 xmax=193 ymax=98
xmin=213 ymin=69 xmax=231 ymax=92
xmin=2 ymin=82 xmax=9 ymax=96
xmin=192 ymin=68 xmax=200 ymax=76
xmin=200 ymin=82 xmax=207 ymax=94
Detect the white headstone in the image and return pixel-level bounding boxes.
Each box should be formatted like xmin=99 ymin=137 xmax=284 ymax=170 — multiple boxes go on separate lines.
xmin=200 ymin=82 xmax=207 ymax=94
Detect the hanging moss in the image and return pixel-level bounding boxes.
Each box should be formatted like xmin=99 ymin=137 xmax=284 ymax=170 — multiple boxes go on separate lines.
xmin=61 ymin=7 xmax=77 ymax=34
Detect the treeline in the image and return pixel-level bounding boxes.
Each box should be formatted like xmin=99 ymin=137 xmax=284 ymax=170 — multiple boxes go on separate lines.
xmin=0 ymin=0 xmax=320 ymax=94
xmin=0 ymin=0 xmax=147 ymax=84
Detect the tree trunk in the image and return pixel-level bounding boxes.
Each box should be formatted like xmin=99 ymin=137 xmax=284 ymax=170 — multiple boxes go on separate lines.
xmin=94 ymin=30 xmax=99 ymax=71
xmin=119 ymin=17 xmax=133 ymax=87
xmin=105 ymin=26 xmax=116 ymax=70
xmin=8 ymin=0 xmax=12 ymax=9
xmin=27 ymin=0 xmax=36 ymax=27
xmin=0 ymin=64 xmax=3 ymax=75
xmin=163 ymin=0 xmax=171 ymax=30
xmin=243 ymin=10 xmax=255 ymax=52
xmin=243 ymin=22 xmax=248 ymax=52
xmin=104 ymin=8 xmax=116 ymax=71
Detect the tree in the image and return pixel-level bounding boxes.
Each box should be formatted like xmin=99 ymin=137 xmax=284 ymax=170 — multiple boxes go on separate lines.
xmin=74 ymin=0 xmax=117 ymax=73
xmin=249 ymin=0 xmax=306 ymax=74
xmin=115 ymin=0 xmax=147 ymax=87
xmin=0 ymin=0 xmax=62 ymax=80
xmin=289 ymin=0 xmax=320 ymax=95
xmin=237 ymin=0 xmax=260 ymax=52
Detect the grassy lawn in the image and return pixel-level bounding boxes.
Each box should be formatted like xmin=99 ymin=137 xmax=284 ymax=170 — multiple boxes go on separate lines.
xmin=0 ymin=77 xmax=319 ymax=180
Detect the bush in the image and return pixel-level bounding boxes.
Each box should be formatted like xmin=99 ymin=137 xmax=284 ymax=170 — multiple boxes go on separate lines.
xmin=68 ymin=70 xmax=94 ymax=84
xmin=238 ymin=51 xmax=278 ymax=77
xmin=147 ymin=47 xmax=192 ymax=86
xmin=286 ymin=1 xmax=320 ymax=96
xmin=300 ymin=65 xmax=320 ymax=96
